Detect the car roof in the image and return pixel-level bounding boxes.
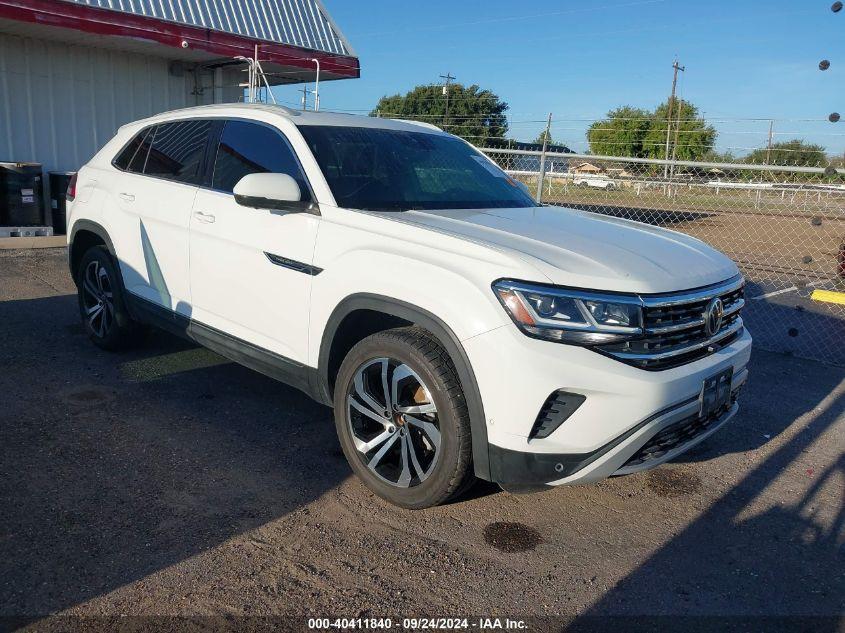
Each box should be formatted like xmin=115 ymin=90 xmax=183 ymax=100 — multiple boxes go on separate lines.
xmin=127 ymin=103 xmax=446 ymax=135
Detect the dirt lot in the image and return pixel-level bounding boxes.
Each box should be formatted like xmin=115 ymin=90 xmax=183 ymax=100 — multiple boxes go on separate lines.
xmin=1 ymin=249 xmax=844 ymax=629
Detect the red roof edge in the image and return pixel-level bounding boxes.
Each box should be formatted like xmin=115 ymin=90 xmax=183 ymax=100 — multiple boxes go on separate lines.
xmin=0 ymin=0 xmax=360 ymax=79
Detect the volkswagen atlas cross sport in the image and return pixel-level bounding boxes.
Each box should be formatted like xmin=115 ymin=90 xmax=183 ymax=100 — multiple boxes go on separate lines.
xmin=66 ymin=104 xmax=751 ymax=509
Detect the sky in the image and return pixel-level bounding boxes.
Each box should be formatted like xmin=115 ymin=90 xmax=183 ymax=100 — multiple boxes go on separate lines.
xmin=272 ymin=0 xmax=844 ymax=157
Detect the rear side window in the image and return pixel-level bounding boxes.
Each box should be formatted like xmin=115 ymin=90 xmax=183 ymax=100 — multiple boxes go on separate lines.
xmin=128 ymin=129 xmax=153 ymax=173
xmin=212 ymin=120 xmax=311 ymax=200
xmin=144 ymin=120 xmax=212 ymax=183
xmin=113 ymin=128 xmax=151 ymax=172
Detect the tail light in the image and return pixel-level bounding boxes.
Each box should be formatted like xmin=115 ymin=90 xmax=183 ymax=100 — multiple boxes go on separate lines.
xmin=66 ymin=172 xmax=78 ymax=202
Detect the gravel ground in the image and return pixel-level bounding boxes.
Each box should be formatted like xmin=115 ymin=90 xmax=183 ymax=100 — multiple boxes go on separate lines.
xmin=1 ymin=248 xmax=843 ymax=629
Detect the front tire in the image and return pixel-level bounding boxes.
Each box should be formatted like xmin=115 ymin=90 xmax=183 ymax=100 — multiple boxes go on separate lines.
xmin=333 ymin=327 xmax=474 ymax=509
xmin=76 ymin=246 xmax=142 ymax=351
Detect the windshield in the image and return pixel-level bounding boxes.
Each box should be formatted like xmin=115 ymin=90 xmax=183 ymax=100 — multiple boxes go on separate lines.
xmin=297 ymin=125 xmax=535 ymax=211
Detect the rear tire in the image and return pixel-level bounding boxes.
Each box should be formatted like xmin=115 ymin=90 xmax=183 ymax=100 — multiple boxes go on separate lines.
xmin=333 ymin=327 xmax=475 ymax=509
xmin=76 ymin=246 xmax=143 ymax=351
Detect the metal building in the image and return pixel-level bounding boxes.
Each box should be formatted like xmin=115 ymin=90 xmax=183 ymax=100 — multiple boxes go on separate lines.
xmin=0 ymin=0 xmax=358 ymax=229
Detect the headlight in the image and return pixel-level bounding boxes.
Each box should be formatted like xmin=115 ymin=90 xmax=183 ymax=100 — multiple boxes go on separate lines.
xmin=493 ymin=279 xmax=643 ymax=344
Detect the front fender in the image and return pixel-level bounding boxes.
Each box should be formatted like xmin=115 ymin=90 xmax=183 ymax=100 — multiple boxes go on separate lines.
xmin=309 ymin=249 xmax=510 ymax=351
xmin=316 ymin=292 xmax=494 ymax=481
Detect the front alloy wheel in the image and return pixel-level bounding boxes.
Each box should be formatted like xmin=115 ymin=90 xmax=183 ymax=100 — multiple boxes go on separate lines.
xmin=334 ymin=327 xmax=474 ymax=509
xmin=347 ymin=357 xmax=441 ymax=488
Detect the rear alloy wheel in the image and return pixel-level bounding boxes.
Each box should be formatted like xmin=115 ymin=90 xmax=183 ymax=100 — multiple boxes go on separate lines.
xmin=81 ymin=259 xmax=115 ymax=339
xmin=334 ymin=327 xmax=474 ymax=509
xmin=76 ymin=246 xmax=142 ymax=350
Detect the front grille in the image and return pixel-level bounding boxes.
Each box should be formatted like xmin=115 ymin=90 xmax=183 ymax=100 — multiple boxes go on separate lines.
xmin=598 ymin=275 xmax=746 ymax=370
xmin=622 ymin=390 xmax=739 ymax=468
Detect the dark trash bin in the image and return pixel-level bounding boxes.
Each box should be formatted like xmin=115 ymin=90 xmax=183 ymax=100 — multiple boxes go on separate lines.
xmin=0 ymin=162 xmax=44 ymax=226
xmin=49 ymin=171 xmax=76 ymax=235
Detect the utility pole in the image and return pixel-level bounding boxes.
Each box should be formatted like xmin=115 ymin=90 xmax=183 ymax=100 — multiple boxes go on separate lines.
xmin=535 ymin=112 xmax=553 ymax=203
xmin=440 ymin=72 xmax=455 ymax=130
xmin=663 ymin=59 xmax=685 ymax=178
xmin=765 ymin=120 xmax=774 ymax=164
xmin=299 ymin=85 xmax=318 ymax=111
xmin=669 ymin=97 xmax=683 ymax=177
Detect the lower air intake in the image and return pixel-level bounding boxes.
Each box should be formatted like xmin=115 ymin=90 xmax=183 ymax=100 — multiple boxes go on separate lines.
xmin=529 ymin=391 xmax=586 ymax=440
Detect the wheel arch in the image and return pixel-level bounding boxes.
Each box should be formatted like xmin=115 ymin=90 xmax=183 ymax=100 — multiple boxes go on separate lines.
xmin=317 ymin=294 xmax=491 ymax=481
xmin=68 ymin=220 xmax=116 ymax=285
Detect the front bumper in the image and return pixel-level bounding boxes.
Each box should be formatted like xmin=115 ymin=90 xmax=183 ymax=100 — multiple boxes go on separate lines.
xmin=488 ymin=375 xmax=744 ymax=486
xmin=462 ymin=323 xmax=752 ymax=486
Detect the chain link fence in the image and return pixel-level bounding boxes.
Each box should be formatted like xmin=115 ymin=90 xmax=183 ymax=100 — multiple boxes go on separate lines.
xmin=481 ymin=147 xmax=845 ymax=367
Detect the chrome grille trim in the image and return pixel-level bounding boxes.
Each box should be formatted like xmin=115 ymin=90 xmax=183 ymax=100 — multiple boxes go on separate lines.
xmin=640 ymin=275 xmax=745 ymax=308
xmin=598 ymin=275 xmax=746 ymax=370
xmin=608 ymin=318 xmax=744 ymax=362
xmin=645 ymin=298 xmax=744 ymax=334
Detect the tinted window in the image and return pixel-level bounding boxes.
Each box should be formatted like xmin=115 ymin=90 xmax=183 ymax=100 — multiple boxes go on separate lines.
xmin=297 ymin=126 xmax=534 ymax=211
xmin=114 ymin=129 xmax=146 ymax=170
xmin=144 ymin=120 xmax=212 ymax=183
xmin=113 ymin=128 xmax=152 ymax=173
xmin=127 ymin=128 xmax=153 ymax=174
xmin=212 ymin=120 xmax=311 ymax=200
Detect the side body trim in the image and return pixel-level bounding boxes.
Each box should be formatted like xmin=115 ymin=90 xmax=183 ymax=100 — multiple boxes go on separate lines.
xmin=318 ymin=294 xmax=491 ymax=481
xmin=124 ymin=293 xmax=321 ymax=401
xmin=264 ymin=252 xmax=323 ymax=276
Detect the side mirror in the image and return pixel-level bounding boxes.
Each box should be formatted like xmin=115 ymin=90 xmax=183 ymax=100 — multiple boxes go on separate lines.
xmin=233 ymin=173 xmax=314 ymax=213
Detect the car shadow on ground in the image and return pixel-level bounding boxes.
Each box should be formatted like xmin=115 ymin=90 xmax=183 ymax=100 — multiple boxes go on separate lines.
xmin=670 ymin=344 xmax=840 ymax=463
xmin=0 ymin=292 xmax=350 ymax=622
xmin=571 ymin=356 xmax=845 ymax=625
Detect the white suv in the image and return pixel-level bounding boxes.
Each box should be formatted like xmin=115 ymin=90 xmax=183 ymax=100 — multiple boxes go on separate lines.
xmin=66 ymin=104 xmax=751 ymax=508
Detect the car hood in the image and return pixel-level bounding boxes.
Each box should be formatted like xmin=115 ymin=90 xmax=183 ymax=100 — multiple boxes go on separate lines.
xmin=397 ymin=206 xmax=739 ymax=293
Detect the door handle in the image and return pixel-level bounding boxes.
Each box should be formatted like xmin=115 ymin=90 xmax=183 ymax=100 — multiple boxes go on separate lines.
xmin=119 ymin=192 xmax=135 ymax=203
xmin=193 ymin=211 xmax=216 ymax=224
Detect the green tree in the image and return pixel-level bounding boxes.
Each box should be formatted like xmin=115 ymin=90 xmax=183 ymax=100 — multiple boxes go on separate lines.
xmin=587 ymin=106 xmax=651 ymax=157
xmin=745 ymin=139 xmax=826 ymax=166
xmin=587 ymin=100 xmax=716 ymax=161
xmin=642 ymin=99 xmax=716 ymax=161
xmin=701 ymin=149 xmax=737 ymax=163
xmin=533 ymin=129 xmax=555 ymax=146
xmin=371 ymin=83 xmax=508 ymax=145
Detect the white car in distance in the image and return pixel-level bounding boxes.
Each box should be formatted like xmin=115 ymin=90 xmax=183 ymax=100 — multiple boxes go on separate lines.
xmin=65 ymin=104 xmax=750 ymax=509
xmin=573 ymin=175 xmax=618 ymax=190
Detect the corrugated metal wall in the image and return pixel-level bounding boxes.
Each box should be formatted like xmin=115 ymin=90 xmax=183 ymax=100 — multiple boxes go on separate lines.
xmin=66 ymin=0 xmax=354 ymax=56
xmin=0 ymin=31 xmax=239 ymax=175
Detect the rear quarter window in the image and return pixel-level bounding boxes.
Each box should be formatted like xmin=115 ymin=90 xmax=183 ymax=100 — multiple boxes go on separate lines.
xmin=144 ymin=120 xmax=213 ymax=184
xmin=113 ymin=128 xmax=150 ymax=172
xmin=112 ymin=120 xmax=212 ymax=185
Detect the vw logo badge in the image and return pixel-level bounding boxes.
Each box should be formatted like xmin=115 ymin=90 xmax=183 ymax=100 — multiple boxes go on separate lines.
xmin=704 ymin=297 xmax=724 ymax=337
